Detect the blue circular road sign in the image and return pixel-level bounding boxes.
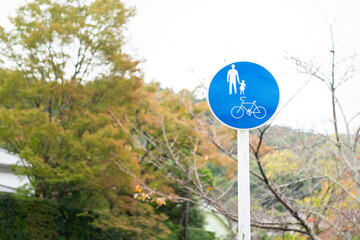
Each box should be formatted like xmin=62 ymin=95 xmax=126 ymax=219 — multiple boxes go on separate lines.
xmin=208 ymin=61 xmax=280 ymax=130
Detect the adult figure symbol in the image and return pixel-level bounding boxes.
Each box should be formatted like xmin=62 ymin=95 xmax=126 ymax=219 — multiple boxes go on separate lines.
xmin=227 ymin=64 xmax=239 ymax=95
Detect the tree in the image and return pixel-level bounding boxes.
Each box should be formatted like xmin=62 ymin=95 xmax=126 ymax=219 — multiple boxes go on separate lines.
xmin=0 ymin=0 xmax=171 ymax=238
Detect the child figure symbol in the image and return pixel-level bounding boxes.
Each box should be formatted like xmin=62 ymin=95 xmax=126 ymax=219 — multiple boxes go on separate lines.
xmin=239 ymin=80 xmax=246 ymax=95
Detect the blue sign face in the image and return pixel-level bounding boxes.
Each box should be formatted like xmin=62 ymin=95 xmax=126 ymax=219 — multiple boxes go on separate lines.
xmin=208 ymin=61 xmax=280 ymax=130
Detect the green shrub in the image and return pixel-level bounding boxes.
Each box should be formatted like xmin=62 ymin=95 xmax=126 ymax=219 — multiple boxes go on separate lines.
xmin=188 ymin=227 xmax=217 ymax=240
xmin=0 ymin=193 xmax=125 ymax=240
xmin=0 ymin=193 xmax=29 ymax=240
xmin=23 ymin=199 xmax=60 ymax=239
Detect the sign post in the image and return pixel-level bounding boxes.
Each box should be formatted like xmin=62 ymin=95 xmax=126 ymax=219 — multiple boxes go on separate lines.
xmin=207 ymin=61 xmax=280 ymax=240
xmin=237 ymin=130 xmax=250 ymax=240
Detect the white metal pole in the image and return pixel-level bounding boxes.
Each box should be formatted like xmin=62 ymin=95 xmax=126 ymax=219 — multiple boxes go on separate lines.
xmin=237 ymin=130 xmax=250 ymax=240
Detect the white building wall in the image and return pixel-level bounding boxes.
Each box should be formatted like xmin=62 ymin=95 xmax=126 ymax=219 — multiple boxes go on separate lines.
xmin=0 ymin=149 xmax=30 ymax=193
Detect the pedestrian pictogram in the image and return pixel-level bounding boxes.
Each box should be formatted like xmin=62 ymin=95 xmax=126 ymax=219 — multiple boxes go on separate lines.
xmin=208 ymin=61 xmax=280 ymax=130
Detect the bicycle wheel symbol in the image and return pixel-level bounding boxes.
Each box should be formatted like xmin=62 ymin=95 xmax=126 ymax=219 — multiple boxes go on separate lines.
xmin=253 ymin=106 xmax=266 ymax=119
xmin=231 ymin=106 xmax=244 ymax=119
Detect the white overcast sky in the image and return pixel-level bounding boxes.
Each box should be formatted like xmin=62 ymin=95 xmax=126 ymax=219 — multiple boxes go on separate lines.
xmin=1 ymin=0 xmax=360 ymax=132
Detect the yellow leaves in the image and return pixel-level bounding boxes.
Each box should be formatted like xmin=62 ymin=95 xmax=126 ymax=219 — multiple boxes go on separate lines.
xmin=200 ymin=155 xmax=209 ymax=162
xmin=263 ymin=150 xmax=298 ymax=179
xmin=133 ymin=185 xmax=169 ymax=208
xmin=135 ymin=185 xmax=142 ymax=194
xmin=152 ymin=198 xmax=166 ymax=207
xmin=140 ymin=194 xmax=150 ymax=202
xmin=133 ymin=192 xmax=165 ymax=206
xmin=133 ymin=192 xmax=148 ymax=201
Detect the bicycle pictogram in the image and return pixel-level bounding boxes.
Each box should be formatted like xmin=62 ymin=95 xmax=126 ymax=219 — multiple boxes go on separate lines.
xmin=231 ymin=97 xmax=266 ymax=119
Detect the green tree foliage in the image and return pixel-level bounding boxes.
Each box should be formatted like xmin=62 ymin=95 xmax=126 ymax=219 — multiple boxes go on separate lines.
xmin=0 ymin=0 xmax=171 ymax=238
